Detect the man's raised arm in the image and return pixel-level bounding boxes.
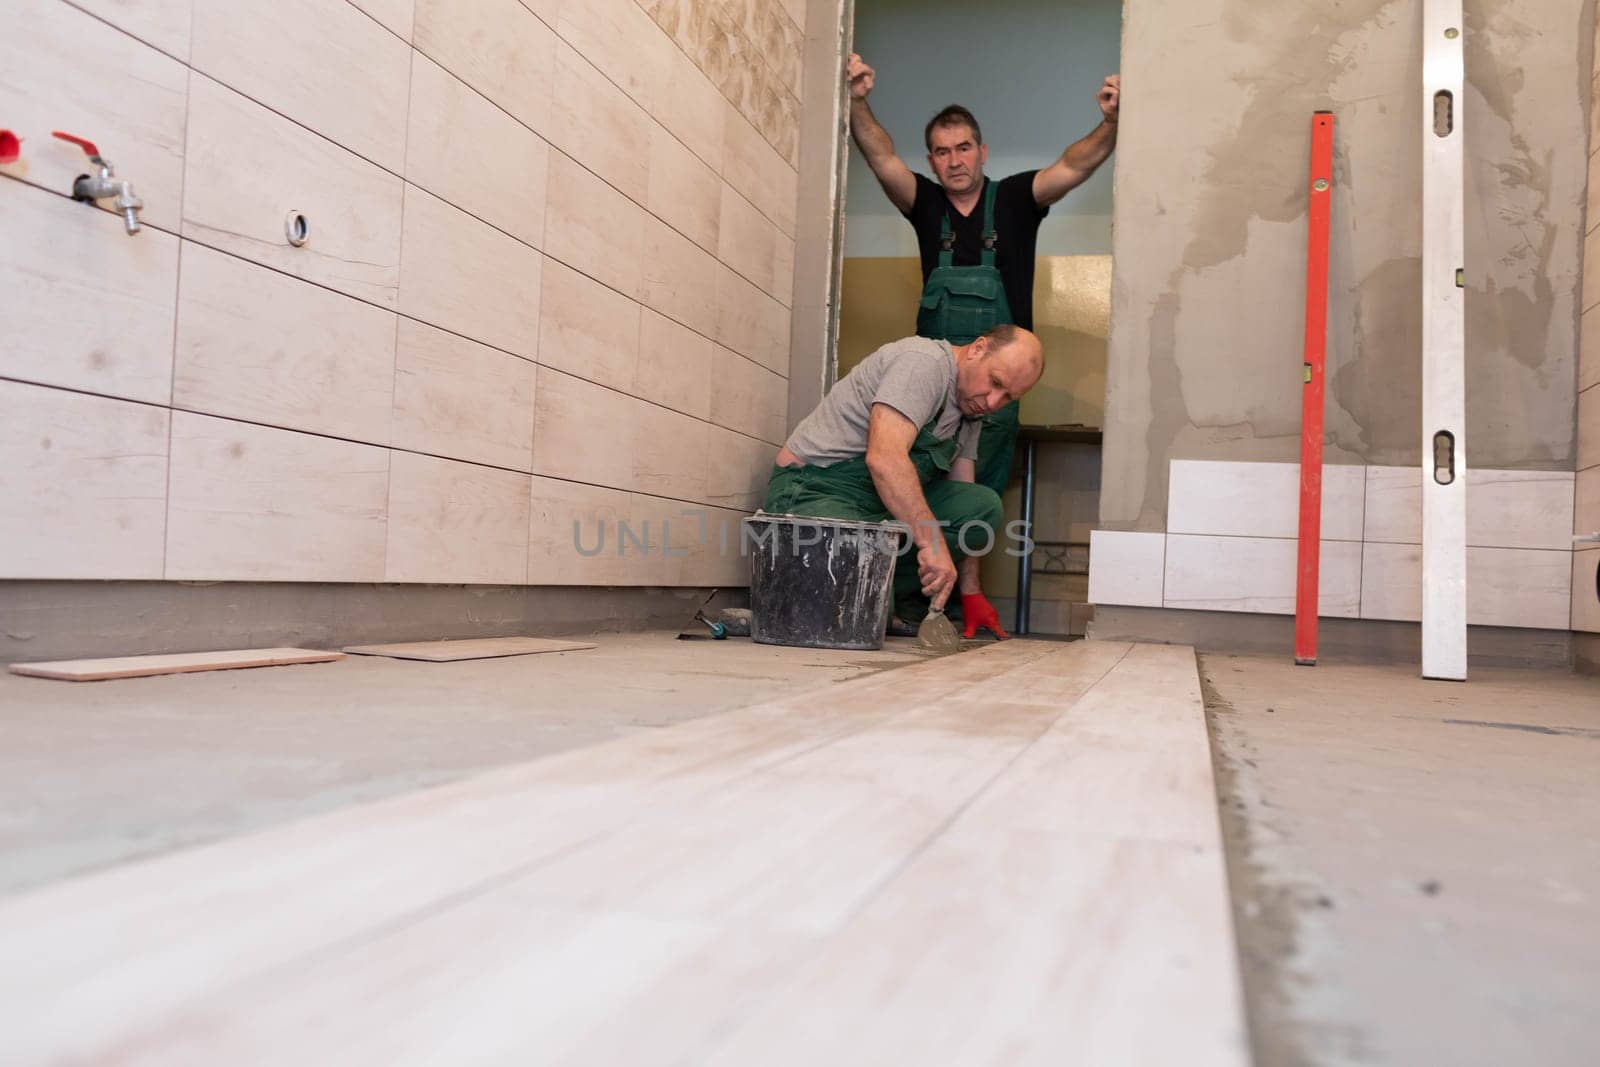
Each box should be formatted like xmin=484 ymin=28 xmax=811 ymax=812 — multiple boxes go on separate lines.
xmin=847 ymin=54 xmax=917 ymax=215
xmin=1033 ymin=74 xmax=1121 ymax=208
xmin=864 ymin=404 xmax=957 ymax=606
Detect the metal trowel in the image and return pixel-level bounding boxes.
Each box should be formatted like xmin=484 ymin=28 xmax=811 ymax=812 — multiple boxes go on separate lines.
xmin=917 ymin=594 xmax=962 ymax=654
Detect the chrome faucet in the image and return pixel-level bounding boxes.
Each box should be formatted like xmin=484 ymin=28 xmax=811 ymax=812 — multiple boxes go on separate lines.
xmin=53 ymin=131 xmax=143 ymax=235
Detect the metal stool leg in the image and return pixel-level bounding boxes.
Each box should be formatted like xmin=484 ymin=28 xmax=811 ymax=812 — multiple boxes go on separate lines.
xmin=1015 ymin=438 xmax=1036 ymax=635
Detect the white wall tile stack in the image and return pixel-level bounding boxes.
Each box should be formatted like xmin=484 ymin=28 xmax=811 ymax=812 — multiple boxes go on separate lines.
xmin=0 ymin=0 xmax=806 ymax=586
xmin=1090 ymin=460 xmax=1579 ymax=631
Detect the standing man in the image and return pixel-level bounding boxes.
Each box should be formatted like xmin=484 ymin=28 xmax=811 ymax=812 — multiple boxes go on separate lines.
xmin=845 ymin=55 xmax=1120 ymax=495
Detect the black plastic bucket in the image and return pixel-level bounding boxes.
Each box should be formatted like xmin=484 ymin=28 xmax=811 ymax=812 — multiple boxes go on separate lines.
xmin=745 ymin=514 xmax=904 ymax=651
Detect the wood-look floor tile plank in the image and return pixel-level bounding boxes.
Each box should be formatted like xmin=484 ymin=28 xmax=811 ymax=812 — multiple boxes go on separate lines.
xmin=0 ymin=643 xmax=1053 ymax=1065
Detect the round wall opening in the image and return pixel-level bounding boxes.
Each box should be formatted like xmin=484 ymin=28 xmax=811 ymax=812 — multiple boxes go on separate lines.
xmin=285 ymin=211 xmax=310 ymax=247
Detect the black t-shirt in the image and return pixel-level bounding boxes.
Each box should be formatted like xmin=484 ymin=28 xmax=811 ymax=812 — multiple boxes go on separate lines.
xmin=903 ymin=171 xmax=1049 ymax=330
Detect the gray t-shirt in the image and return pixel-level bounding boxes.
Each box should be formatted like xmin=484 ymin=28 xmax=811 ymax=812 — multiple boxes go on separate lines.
xmin=785 ymin=336 xmax=982 ymax=467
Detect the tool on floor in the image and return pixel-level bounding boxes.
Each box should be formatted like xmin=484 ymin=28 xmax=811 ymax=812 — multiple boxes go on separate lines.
xmin=1295 ymin=111 xmax=1334 ymax=667
xmin=678 ymin=590 xmax=729 ymax=640
xmin=917 ymin=591 xmax=962 ymax=654
xmin=695 ymin=609 xmax=728 ymax=639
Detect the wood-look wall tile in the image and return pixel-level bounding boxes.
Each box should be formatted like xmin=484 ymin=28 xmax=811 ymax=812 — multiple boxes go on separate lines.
xmin=704 ymin=423 xmax=774 ymax=512
xmin=750 ymin=62 xmax=787 ymax=157
xmin=70 ymin=0 xmax=193 ymax=58
xmin=1163 ymin=535 xmax=1360 ymax=618
xmin=1580 ymin=306 xmax=1600 ymax=394
xmin=653 ymin=46 xmax=726 ymax=174
xmin=772 ymin=3 xmax=805 ymax=97
xmin=709 ymin=346 xmax=787 ymax=444
xmin=174 ymin=244 xmax=396 ymax=445
xmin=633 ymin=400 xmax=709 ymax=502
xmin=1087 ymin=531 xmax=1165 ymax=608
xmin=1361 ymin=465 xmax=1417 ymax=543
xmin=1361 ymin=542 xmax=1574 ymax=630
xmin=1357 ymin=542 xmax=1419 ymax=622
xmin=636 ymin=309 xmax=714 ymax=419
xmin=544 ymin=153 xmax=647 ymax=301
xmin=392 ymin=319 xmax=537 ymax=472
xmin=630 ymin=491 xmax=718 ymax=585
xmin=641 ymin=215 xmax=721 ymax=337
xmin=414 ymin=0 xmax=556 ymax=138
xmin=528 ymin=476 xmax=637 ymax=584
xmin=165 ymin=413 xmax=389 ymax=581
xmin=648 ymin=124 xmax=722 ymax=254
xmin=1573 ymin=549 xmax=1600 ymax=633
xmin=556 ymin=0 xmax=671 ymax=112
xmin=1468 ymin=470 xmax=1576 ymax=550
xmin=191 ymin=0 xmax=410 ymax=172
xmin=349 ymin=0 xmax=415 ymax=40
xmin=717 ymin=182 xmax=779 ymax=298
xmin=722 ymin=103 xmax=797 ymax=236
xmin=0 ymin=182 xmax=179 ymax=404
xmin=696 ymin=9 xmax=738 ymax=101
xmin=398 ymin=185 xmax=543 ymax=359
xmin=385 ymin=451 xmax=531 ymax=584
xmin=183 ymin=75 xmax=404 ymax=307
xmin=393 ymin=319 xmax=537 ymax=473
xmin=406 ymin=53 xmax=549 ymax=250
xmin=538 ymin=259 xmax=642 ymax=392
xmin=773 ymin=83 xmax=800 ymax=167
xmin=714 ymin=262 xmax=790 ymax=375
xmin=1475 ymin=548 xmax=1572 ymax=630
xmin=773 ymin=232 xmax=796 ymax=307
xmin=1581 ymin=386 xmax=1599 ymax=471
xmin=1167 ymin=460 xmax=1365 ymax=541
xmin=0 ymin=0 xmax=187 ymax=232
xmin=1363 ymin=466 xmax=1576 ymax=549
xmin=775 ymin=0 xmax=806 ymax=30
xmin=532 ymin=368 xmax=636 ymax=490
xmin=547 ymin=43 xmax=651 ymax=205
xmin=1577 ymin=466 xmax=1600 ymax=540
xmin=0 ymin=381 xmax=169 ymax=580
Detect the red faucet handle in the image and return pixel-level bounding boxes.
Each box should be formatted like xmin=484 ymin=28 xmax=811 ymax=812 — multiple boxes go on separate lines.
xmin=0 ymin=130 xmax=20 ymax=164
xmin=52 ymin=131 xmax=101 ymax=159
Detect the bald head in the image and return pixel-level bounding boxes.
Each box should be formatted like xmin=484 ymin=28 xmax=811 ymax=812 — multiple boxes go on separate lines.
xmin=952 ymin=326 xmax=1044 ymax=418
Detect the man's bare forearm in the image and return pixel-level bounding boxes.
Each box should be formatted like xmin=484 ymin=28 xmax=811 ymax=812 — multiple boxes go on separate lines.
xmin=850 ymin=98 xmax=898 ymax=168
xmin=866 ymin=451 xmax=944 ymax=552
xmin=1057 ymin=119 xmax=1117 ymax=176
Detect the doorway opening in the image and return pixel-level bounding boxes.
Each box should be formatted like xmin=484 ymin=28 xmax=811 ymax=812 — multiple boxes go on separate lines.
xmin=834 ymin=0 xmax=1123 ymax=636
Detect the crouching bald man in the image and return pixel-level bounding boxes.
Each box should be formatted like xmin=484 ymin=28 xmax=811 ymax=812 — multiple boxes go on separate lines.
xmin=765 ymin=325 xmax=1044 ymax=638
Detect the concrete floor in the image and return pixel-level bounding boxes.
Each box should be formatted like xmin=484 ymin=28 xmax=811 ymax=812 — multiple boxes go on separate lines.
xmin=3 ymin=633 xmax=1597 ymax=1065
xmin=1203 ymin=653 xmax=1600 ymax=1067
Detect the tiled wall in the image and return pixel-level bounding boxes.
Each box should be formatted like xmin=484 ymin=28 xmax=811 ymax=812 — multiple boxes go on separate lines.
xmin=1576 ymin=19 xmax=1600 ymax=635
xmin=0 ymin=0 xmax=805 ymax=586
xmin=1091 ymin=460 xmax=1577 ymax=632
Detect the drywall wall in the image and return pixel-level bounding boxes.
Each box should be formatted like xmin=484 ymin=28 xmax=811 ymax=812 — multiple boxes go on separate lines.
xmin=0 ymin=0 xmax=805 ymax=588
xmin=1102 ymin=0 xmax=1592 ymax=530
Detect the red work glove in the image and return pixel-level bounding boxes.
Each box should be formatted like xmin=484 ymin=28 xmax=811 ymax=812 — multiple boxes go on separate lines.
xmin=961 ymin=592 xmax=1009 ymax=640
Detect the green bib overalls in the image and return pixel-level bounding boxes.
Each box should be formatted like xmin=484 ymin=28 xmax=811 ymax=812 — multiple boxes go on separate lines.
xmin=914 ymin=178 xmax=1022 ymax=497
xmin=762 ymin=418 xmax=1004 ymax=624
